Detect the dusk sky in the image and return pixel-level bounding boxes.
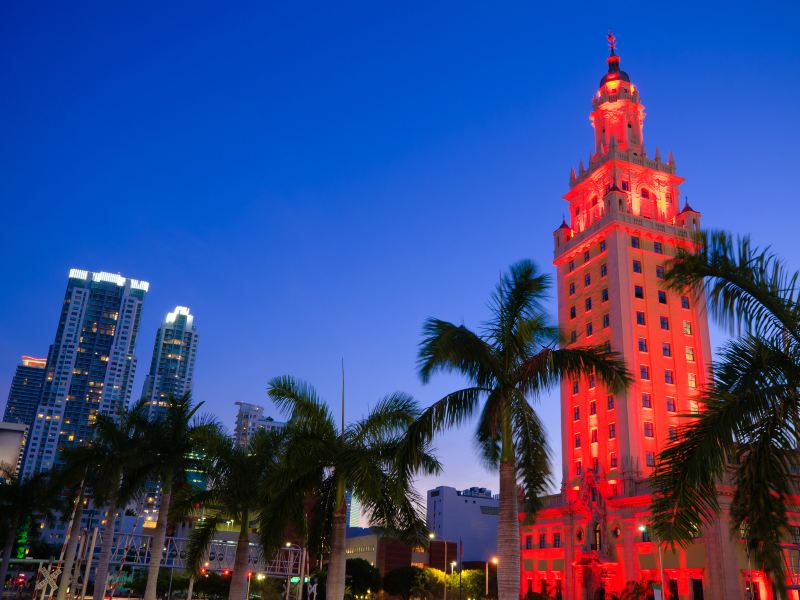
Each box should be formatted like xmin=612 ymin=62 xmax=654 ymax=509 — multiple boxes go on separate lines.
xmin=2 ymin=2 xmax=799 ymax=497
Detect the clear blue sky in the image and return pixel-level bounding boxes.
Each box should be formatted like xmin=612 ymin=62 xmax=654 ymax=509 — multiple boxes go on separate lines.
xmin=2 ymin=1 xmax=799 ymax=496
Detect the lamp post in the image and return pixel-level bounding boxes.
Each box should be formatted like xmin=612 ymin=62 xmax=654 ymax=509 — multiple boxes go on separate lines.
xmin=485 ymin=557 xmax=497 ymax=597
xmin=638 ymin=525 xmax=665 ymax=597
xmin=430 ymin=533 xmax=450 ymax=600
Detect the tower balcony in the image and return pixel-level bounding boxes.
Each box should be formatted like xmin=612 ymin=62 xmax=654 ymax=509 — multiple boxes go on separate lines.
xmin=571 ymin=148 xmax=677 ymax=188
xmin=554 ymin=201 xmax=695 ymax=260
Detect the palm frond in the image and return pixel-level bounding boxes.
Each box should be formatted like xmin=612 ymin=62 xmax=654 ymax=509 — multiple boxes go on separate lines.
xmin=511 ymin=390 xmax=551 ymax=516
xmin=187 ymin=515 xmax=223 ymax=572
xmin=418 ymin=320 xmax=498 ymax=386
xmin=516 ymin=346 xmax=630 ymax=396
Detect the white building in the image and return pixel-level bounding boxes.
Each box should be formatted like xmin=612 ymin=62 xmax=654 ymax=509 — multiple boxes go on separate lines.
xmin=233 ymin=401 xmax=285 ymax=447
xmin=142 ymin=306 xmax=199 ymax=420
xmin=426 ymin=486 xmax=499 ymax=562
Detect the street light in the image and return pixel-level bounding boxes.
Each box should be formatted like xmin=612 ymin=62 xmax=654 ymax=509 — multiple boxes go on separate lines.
xmin=429 ymin=533 xmax=450 ymax=600
xmin=485 ymin=557 xmax=497 ymax=596
xmin=638 ymin=525 xmax=665 ymax=595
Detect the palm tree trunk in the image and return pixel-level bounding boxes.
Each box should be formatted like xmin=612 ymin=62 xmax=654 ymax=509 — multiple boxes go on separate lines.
xmin=0 ymin=529 xmax=16 ymax=593
xmin=228 ymin=518 xmax=250 ymax=600
xmin=92 ymin=497 xmax=119 ymax=600
xmin=326 ymin=508 xmax=347 ymax=600
xmin=143 ymin=484 xmax=172 ymax=600
xmin=497 ymin=458 xmax=520 ymax=600
xmin=57 ymin=491 xmax=85 ymax=600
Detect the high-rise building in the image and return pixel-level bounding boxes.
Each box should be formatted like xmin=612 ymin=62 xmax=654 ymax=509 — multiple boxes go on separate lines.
xmin=21 ymin=269 xmax=148 ymax=477
xmin=426 ymin=486 xmax=498 ymax=562
xmin=141 ymin=306 xmax=199 ymax=420
xmin=233 ymin=401 xmax=285 ymax=447
xmin=518 ymin=39 xmax=763 ymax=600
xmin=3 ymin=356 xmax=47 ymax=428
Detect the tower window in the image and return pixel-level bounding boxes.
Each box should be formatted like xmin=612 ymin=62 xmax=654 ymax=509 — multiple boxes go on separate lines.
xmin=585 ymin=274 xmax=591 ymax=286
xmin=603 ymin=314 xmax=610 ymax=328
xmin=633 ymin=260 xmax=642 ymax=273
xmin=600 ymin=240 xmax=607 ymax=252
xmin=636 ymin=311 xmax=646 ymax=325
xmin=553 ymin=533 xmax=561 ymax=548
xmin=586 ymin=323 xmax=593 ymax=337
xmin=683 ymin=320 xmax=693 ymax=335
xmin=568 ymin=260 xmax=575 ymax=272
xmin=640 ymin=366 xmax=650 ymax=380
xmin=609 ymin=423 xmax=616 ymax=439
xmin=590 ymin=400 xmax=597 ymax=415
xmin=662 ymin=342 xmax=672 ymax=357
xmin=638 ymin=338 xmax=648 ymax=352
xmin=573 ymin=406 xmax=580 ymax=421
xmin=634 ymin=285 xmax=644 ymax=299
xmin=656 ymin=265 xmax=665 ymax=279
xmin=644 ymin=422 xmax=654 ymax=438
xmin=539 ymin=533 xmax=546 ymax=549
xmin=569 ymin=282 xmax=576 ymax=295
xmin=575 ymin=434 xmax=581 ymax=448
xmin=669 ymin=426 xmax=678 ymax=441
xmin=681 ymin=296 xmax=690 ymax=309
xmin=654 ymin=242 xmax=663 ymax=254
xmin=610 ymin=452 xmax=618 ymax=467
xmin=602 ymin=288 xmax=609 ymax=302
xmin=585 ymin=298 xmax=592 ymax=311
xmin=584 ymin=250 xmax=590 ymax=262
xmin=642 ymin=392 xmax=652 ymax=408
xmin=665 ymin=370 xmax=675 ymax=384
xmin=601 ymin=263 xmax=607 ymax=277
xmin=607 ymin=395 xmax=615 ymax=410
xmin=570 ymin=331 xmax=577 ymax=343
xmin=622 ymin=180 xmax=630 ymax=191
xmin=591 ymin=429 xmax=598 ymax=443
xmin=570 ymin=306 xmax=576 ymax=319
xmin=588 ymin=374 xmax=596 ymax=389
xmin=666 ymin=397 xmax=676 ymax=412
xmin=688 ymin=373 xmax=698 ymax=388
xmin=572 ymin=380 xmax=579 ymax=394
xmin=686 ymin=346 xmax=695 ymax=362
xmin=576 ymin=461 xmax=582 ymax=474
xmin=658 ymin=290 xmax=667 ymax=304
xmin=660 ymin=316 xmax=670 ymax=330
xmin=645 ymin=452 xmax=655 ymax=467
xmin=641 ymin=189 xmax=650 ymax=199
xmin=631 ymin=236 xmax=641 ymax=248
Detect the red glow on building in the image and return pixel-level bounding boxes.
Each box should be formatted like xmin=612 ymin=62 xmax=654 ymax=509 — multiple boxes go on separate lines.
xmin=518 ymin=37 xmax=800 ymax=600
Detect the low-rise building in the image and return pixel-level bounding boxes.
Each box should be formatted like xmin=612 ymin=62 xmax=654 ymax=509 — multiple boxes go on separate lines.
xmin=426 ymin=486 xmax=498 ymax=562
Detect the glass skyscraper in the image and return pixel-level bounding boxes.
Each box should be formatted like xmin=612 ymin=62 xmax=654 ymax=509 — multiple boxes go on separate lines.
xmin=21 ymin=269 xmax=148 ymax=478
xmin=3 ymin=355 xmax=47 ymax=428
xmin=141 ymin=306 xmax=199 ymax=420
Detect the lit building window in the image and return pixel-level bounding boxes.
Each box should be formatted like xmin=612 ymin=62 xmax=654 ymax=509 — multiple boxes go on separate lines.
xmin=683 ymin=320 xmax=693 ymax=335
xmin=688 ymin=373 xmax=698 ymax=388
xmin=685 ymin=346 xmax=695 ymax=362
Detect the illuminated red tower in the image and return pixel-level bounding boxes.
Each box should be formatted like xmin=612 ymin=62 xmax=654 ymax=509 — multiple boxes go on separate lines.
xmin=518 ymin=37 xmax=775 ymax=600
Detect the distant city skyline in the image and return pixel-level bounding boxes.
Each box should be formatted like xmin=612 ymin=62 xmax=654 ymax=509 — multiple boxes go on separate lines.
xmin=2 ymin=2 xmax=799 ymax=492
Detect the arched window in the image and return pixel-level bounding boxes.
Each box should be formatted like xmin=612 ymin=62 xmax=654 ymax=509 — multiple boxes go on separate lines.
xmin=593 ymin=523 xmax=602 ymax=552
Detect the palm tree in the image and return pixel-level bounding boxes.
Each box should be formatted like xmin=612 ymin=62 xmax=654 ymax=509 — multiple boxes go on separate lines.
xmin=0 ymin=465 xmax=54 ymax=591
xmin=262 ymin=378 xmax=440 ymax=600
xmin=142 ymin=393 xmax=217 ymax=600
xmin=651 ymin=231 xmax=800 ymax=598
xmin=62 ymin=399 xmax=151 ymax=600
xmin=187 ymin=430 xmax=284 ymax=600
xmin=408 ymin=260 xmax=630 ymax=600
